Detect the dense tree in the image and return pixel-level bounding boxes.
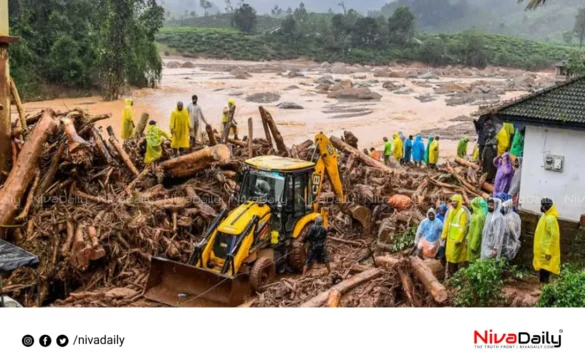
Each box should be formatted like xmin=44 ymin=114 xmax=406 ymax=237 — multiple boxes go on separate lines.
xmin=271 ymin=5 xmax=283 ymax=17
xmin=225 ymin=0 xmax=233 ymax=13
xmin=563 ymin=31 xmax=574 ymax=45
xmin=388 ymin=7 xmax=415 ymax=46
xmin=574 ymin=8 xmax=585 ymax=47
xmin=352 ymin=17 xmax=380 ymax=49
xmin=418 ymin=37 xmax=446 ymax=66
xmin=232 ymin=3 xmax=257 ymax=33
xmin=200 ymin=0 xmax=213 ymax=16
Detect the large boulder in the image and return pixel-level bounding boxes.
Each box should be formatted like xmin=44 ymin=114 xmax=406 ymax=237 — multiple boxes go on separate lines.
xmin=328 ymin=79 xmax=354 ymax=92
xmin=328 ymin=88 xmax=382 ymax=101
xmin=165 ymin=61 xmax=181 ymax=69
xmin=374 ymin=68 xmax=392 ymax=77
xmin=514 ymin=74 xmax=536 ymax=88
xmin=418 ymin=71 xmax=438 ymax=80
xmin=315 ymin=75 xmax=335 ymax=85
xmin=331 ymin=62 xmax=352 ymax=74
xmin=434 ymin=83 xmax=470 ymax=94
xmin=246 ymin=92 xmax=281 ymax=103
xmin=230 ymin=68 xmax=250 ymax=79
xmin=277 ymin=102 xmax=304 ymax=110
xmin=181 ymin=61 xmax=196 ymax=68
xmin=316 ymin=83 xmax=331 ymax=92
xmin=382 ymin=81 xmax=402 ymax=91
xmin=288 ymin=71 xmax=305 ymax=78
xmin=415 ymin=93 xmax=438 ymax=103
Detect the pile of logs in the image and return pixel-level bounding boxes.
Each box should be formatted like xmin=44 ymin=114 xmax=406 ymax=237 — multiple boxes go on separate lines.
xmin=0 ymin=99 xmax=490 ymax=308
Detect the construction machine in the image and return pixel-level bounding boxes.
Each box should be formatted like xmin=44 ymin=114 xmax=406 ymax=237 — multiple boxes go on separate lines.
xmin=144 ymin=133 xmax=359 ymax=307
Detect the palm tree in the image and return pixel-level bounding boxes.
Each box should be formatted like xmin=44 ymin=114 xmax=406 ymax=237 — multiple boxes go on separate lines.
xmin=523 ymin=0 xmax=548 ymax=10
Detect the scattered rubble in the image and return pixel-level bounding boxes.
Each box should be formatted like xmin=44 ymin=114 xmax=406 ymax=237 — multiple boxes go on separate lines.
xmin=327 ymin=88 xmax=382 ymax=101
xmin=246 ymin=92 xmax=281 ymax=103
xmin=415 ymin=93 xmax=438 ymax=103
xmin=277 ymin=102 xmax=304 ymax=110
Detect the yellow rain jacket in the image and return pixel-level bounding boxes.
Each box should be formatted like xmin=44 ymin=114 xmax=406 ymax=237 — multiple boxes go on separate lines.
xmin=429 ymin=139 xmax=439 ymax=164
xmin=472 ymin=145 xmax=480 ymax=162
xmin=121 ymin=99 xmax=135 ymax=140
xmin=441 ymin=195 xmax=468 ymax=263
xmin=533 ymin=205 xmax=561 ymax=275
xmin=497 ymin=127 xmax=509 ymax=156
xmin=170 ymin=107 xmax=191 ymax=149
xmin=393 ymin=134 xmax=403 ymax=161
xmin=145 ymin=125 xmax=171 ymax=164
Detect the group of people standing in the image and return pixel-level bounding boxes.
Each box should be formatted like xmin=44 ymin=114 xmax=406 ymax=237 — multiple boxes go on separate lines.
xmin=365 ymin=133 xmax=440 ymax=168
xmin=120 ymin=96 xmax=238 ymax=171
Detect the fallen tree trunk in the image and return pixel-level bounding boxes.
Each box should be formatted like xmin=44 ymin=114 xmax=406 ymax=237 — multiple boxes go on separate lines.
xmin=261 ymin=117 xmax=274 ymax=151
xmin=63 ymin=117 xmax=93 ymax=167
xmin=185 ymin=185 xmax=217 ymax=219
xmin=9 ymin=77 xmax=26 ymax=131
xmin=107 ymin=126 xmax=140 ymax=177
xmin=248 ymin=118 xmax=254 ymax=158
xmin=482 ymin=182 xmax=494 ymax=194
xmin=410 ymin=256 xmax=448 ymax=304
xmin=160 ymin=145 xmax=231 ymax=179
xmin=374 ymin=256 xmax=401 ymax=269
xmin=300 ymin=268 xmax=382 ymax=307
xmin=35 ymin=143 xmax=66 ymax=199
xmin=398 ymin=267 xmax=419 ymax=307
xmin=206 ymin=125 xmax=217 ymax=147
xmin=326 ymin=289 xmax=342 ymax=308
xmin=15 ymin=169 xmax=40 ymax=222
xmin=91 ymin=128 xmax=113 ymax=164
xmin=259 ymin=106 xmax=288 ymax=156
xmin=134 ymin=113 xmax=149 ymax=138
xmin=330 ymin=136 xmax=396 ymax=174
xmin=0 ymin=110 xmax=59 ymax=237
xmin=455 ymin=157 xmax=479 ymax=170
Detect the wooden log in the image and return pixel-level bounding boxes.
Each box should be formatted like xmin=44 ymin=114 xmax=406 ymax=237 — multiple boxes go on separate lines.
xmin=343 ymin=131 xmax=359 ymax=149
xmin=326 ymin=289 xmax=342 ymax=308
xmin=206 ymin=125 xmax=217 ymax=146
xmin=328 ymin=236 xmax=364 ymax=248
xmin=128 ymin=168 xmax=150 ymax=191
xmin=247 ymin=118 xmax=254 ymax=158
xmin=92 ymin=128 xmax=113 ymax=164
xmin=185 ymin=185 xmax=217 ymax=219
xmin=330 ymin=136 xmax=395 ymax=174
xmin=374 ymin=256 xmax=401 ymax=269
xmin=9 ymin=77 xmax=26 ymax=131
xmin=159 ymin=145 xmax=231 ymax=179
xmin=107 ymin=126 xmax=140 ymax=177
xmin=261 ymin=118 xmax=275 ymax=152
xmin=87 ymin=226 xmax=106 ymax=261
xmin=144 ymin=197 xmax=190 ymax=210
xmin=62 ymin=219 xmax=75 ymax=256
xmin=226 ymin=138 xmax=247 ymax=147
xmin=134 ymin=113 xmax=149 ymax=138
xmin=15 ymin=169 xmax=40 ymax=222
xmin=410 ymin=256 xmax=448 ymax=304
xmin=0 ymin=47 xmax=11 ymax=172
xmin=259 ymin=106 xmax=288 ymax=156
xmin=36 ymin=143 xmax=66 ymax=199
xmin=0 ymin=110 xmax=59 ymax=236
xmin=455 ymin=157 xmax=479 ymax=170
xmin=482 ymin=182 xmax=494 ymax=194
xmin=398 ymin=267 xmax=419 ymax=307
xmin=423 ymin=259 xmax=445 ymax=281
xmin=301 ymin=268 xmax=382 ymax=307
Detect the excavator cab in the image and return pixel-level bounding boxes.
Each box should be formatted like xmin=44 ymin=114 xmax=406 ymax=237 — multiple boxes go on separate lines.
xmin=143 ymin=134 xmax=358 ymax=307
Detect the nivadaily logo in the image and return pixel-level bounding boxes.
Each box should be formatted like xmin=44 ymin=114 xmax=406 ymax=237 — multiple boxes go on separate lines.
xmin=474 ymin=329 xmax=562 ymax=349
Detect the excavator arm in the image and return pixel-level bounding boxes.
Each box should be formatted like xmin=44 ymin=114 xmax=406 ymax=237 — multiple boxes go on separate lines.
xmin=312 ymin=132 xmax=345 ymax=212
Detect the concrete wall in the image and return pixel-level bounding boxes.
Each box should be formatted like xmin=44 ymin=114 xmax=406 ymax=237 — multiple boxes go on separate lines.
xmin=519 ymin=126 xmax=585 ymax=222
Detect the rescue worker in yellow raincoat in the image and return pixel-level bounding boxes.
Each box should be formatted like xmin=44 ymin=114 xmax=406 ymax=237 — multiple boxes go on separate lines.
xmin=428 ymin=136 xmax=440 ymax=169
xmin=170 ymin=101 xmax=191 ymax=156
xmin=145 ymin=120 xmax=171 ymax=172
xmin=392 ymin=134 xmax=403 ymax=162
xmin=121 ymin=98 xmax=135 ymax=143
xmin=222 ymin=99 xmax=239 ymax=140
xmin=533 ymin=198 xmax=560 ymax=284
xmin=441 ymin=194 xmax=469 ymax=278
xmin=496 ymin=127 xmax=510 ymax=156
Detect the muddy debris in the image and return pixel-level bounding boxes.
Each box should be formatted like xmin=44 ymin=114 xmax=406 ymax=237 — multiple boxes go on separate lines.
xmin=277 ymin=102 xmax=304 ymax=110
xmin=246 ymin=92 xmax=281 ymax=103
xmin=328 ymin=88 xmax=382 ymax=101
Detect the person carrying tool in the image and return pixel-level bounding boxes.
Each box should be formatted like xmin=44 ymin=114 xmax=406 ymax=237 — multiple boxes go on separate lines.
xmin=467 ymin=197 xmax=487 ymax=263
xmin=393 ymin=133 xmax=403 ymax=163
xmin=170 ymin=101 xmax=191 ymax=157
xmin=457 ymin=137 xmax=469 ymax=158
xmin=121 ymin=98 xmax=135 ymax=144
xmin=383 ymin=137 xmax=392 ymax=166
xmin=222 ymin=99 xmax=239 ymax=140
xmin=302 ymin=215 xmax=331 ymax=276
xmin=533 ymin=198 xmax=560 ymax=284
xmin=480 ymin=198 xmax=506 ymax=260
xmin=414 ymin=208 xmax=443 ymax=259
xmin=187 ymin=95 xmax=209 ymax=147
xmin=145 ymin=120 xmax=171 ymax=173
xmin=428 ymin=136 xmax=440 ymax=169
xmin=441 ymin=195 xmax=469 ymax=278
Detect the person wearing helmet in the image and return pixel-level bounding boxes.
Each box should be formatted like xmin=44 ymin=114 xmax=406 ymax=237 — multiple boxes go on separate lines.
xmin=302 ymin=215 xmax=331 ymax=276
xmin=222 ymin=99 xmax=239 ymax=140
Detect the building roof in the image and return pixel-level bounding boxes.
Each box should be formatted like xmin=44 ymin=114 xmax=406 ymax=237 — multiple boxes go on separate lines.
xmin=484 ymin=75 xmax=585 ymax=129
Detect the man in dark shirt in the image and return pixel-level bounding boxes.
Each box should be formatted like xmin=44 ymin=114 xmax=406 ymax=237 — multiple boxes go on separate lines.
xmin=302 ymin=216 xmax=331 ymax=276
xmin=474 ymin=117 xmax=496 ymax=161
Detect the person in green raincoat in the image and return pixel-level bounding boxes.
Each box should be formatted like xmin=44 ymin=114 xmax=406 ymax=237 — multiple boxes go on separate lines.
xmin=424 ymin=137 xmax=434 ymax=164
xmin=441 ymin=194 xmax=469 ymax=278
xmin=457 ymin=137 xmax=470 ymax=158
xmin=533 ymin=198 xmax=561 ymax=283
xmin=466 ymin=197 xmax=486 ymax=262
xmin=145 ymin=120 xmax=171 ymax=172
xmin=170 ymin=101 xmax=191 ymax=156
xmin=510 ymin=127 xmax=525 ymax=160
xmin=121 ymin=98 xmax=135 ymax=143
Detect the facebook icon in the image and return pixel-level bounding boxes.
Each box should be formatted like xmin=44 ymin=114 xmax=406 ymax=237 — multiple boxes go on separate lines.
xmin=39 ymin=335 xmax=52 ymax=347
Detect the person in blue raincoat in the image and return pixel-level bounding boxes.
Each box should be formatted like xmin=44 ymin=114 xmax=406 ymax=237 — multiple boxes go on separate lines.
xmin=412 ymin=135 xmax=426 ymax=168
xmin=414 ymin=208 xmax=444 ymax=259
xmin=437 ymin=204 xmax=448 ymax=223
xmin=403 ymin=135 xmax=413 ymax=165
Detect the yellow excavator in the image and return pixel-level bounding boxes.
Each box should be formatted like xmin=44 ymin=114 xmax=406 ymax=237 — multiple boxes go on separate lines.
xmin=144 ymin=133 xmax=361 ymax=307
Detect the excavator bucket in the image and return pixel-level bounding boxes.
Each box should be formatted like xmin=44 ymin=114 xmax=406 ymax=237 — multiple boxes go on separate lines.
xmin=143 ymin=257 xmax=250 ymax=307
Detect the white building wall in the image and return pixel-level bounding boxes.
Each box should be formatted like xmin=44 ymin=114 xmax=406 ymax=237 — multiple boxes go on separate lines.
xmin=519 ymin=126 xmax=585 ymax=222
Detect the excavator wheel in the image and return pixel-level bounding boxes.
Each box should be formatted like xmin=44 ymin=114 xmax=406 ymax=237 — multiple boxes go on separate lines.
xmin=250 ymin=257 xmax=276 ymax=292
xmin=288 ymin=224 xmax=311 ymax=272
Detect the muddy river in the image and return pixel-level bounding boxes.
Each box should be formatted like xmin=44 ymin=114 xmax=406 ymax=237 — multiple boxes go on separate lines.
xmin=17 ymin=57 xmax=537 ymax=160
